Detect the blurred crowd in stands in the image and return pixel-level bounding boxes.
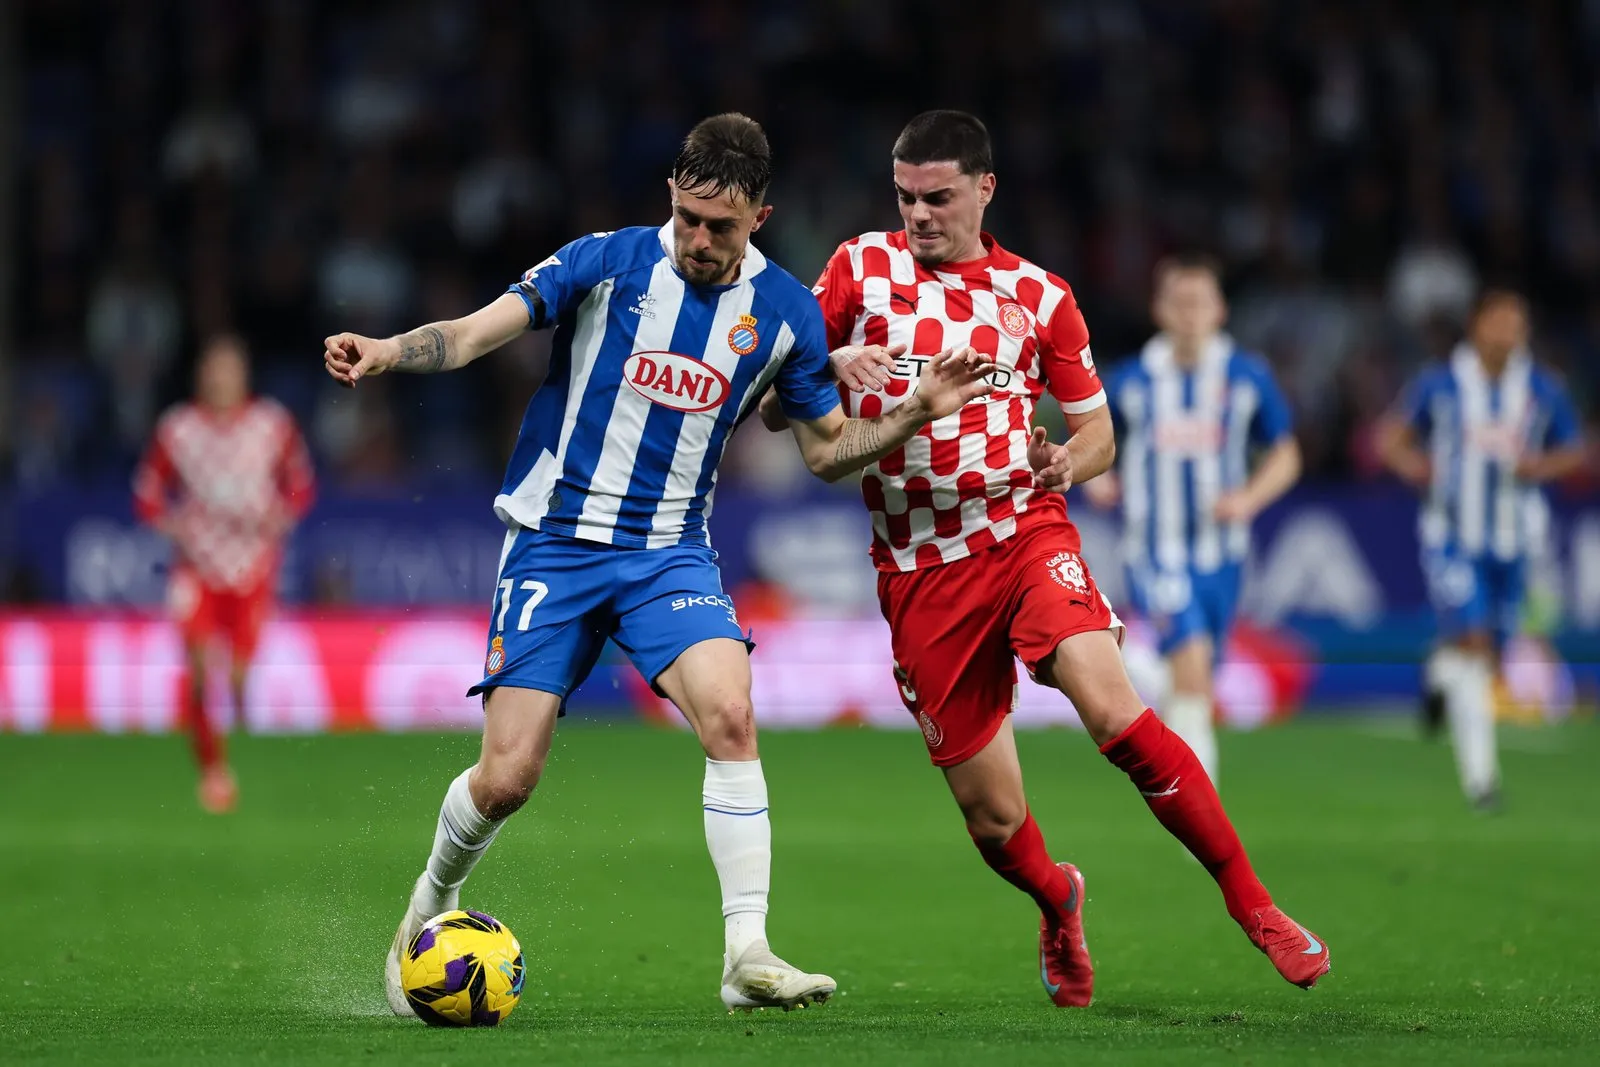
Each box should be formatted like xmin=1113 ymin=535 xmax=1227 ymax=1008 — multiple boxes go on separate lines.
xmin=9 ymin=0 xmax=1600 ymax=495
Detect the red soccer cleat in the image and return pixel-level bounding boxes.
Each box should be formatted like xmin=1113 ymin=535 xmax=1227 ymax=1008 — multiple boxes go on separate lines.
xmin=1245 ymin=906 xmax=1330 ymax=989
xmin=1038 ymin=862 xmax=1093 ymax=1007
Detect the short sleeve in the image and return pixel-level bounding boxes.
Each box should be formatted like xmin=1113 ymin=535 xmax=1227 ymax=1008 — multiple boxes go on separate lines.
xmin=1542 ymin=374 xmax=1580 ymax=447
xmin=507 ymin=232 xmax=613 ymax=329
xmin=1038 ymin=289 xmax=1106 ymax=413
xmin=1246 ymin=358 xmax=1294 ymax=445
xmin=1398 ymin=369 xmax=1438 ymax=438
xmin=774 ymin=300 xmax=844 ymax=422
xmin=812 ymin=244 xmax=862 ymax=352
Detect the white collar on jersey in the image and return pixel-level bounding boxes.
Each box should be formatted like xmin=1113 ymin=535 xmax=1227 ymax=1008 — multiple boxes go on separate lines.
xmin=1140 ymin=331 xmax=1234 ymax=373
xmin=656 ymin=222 xmax=768 ymax=286
xmin=1451 ymin=342 xmax=1531 ymax=384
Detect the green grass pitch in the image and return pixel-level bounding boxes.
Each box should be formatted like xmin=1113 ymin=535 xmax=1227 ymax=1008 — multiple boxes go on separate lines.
xmin=3 ymin=718 xmax=1597 ymax=1065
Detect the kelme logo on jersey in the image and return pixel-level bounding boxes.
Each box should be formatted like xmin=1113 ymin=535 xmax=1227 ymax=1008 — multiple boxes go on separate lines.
xmin=485 ymin=635 xmax=506 ymax=674
xmin=998 ymin=301 xmax=1032 ymax=338
xmin=623 ymin=351 xmax=731 ymax=413
xmin=727 ymin=314 xmax=761 ymax=356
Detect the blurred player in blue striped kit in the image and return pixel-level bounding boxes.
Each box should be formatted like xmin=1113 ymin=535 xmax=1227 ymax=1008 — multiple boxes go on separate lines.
xmin=323 ymin=114 xmax=992 ymax=1013
xmin=1085 ymin=256 xmax=1302 ymax=785
xmin=1378 ymin=290 xmax=1584 ymax=811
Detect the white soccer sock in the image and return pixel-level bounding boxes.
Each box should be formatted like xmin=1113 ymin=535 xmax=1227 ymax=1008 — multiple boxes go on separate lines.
xmin=1163 ymin=693 xmax=1219 ymax=786
xmin=1443 ymin=651 xmax=1499 ymax=799
xmin=412 ymin=768 xmax=505 ymax=917
xmin=703 ymin=758 xmax=771 ymax=962
xmin=1424 ymin=647 xmax=1454 ymax=695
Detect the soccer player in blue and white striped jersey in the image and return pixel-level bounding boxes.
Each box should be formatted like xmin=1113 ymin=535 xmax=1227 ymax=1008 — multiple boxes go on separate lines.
xmin=1086 ymin=256 xmax=1302 ymax=784
xmin=323 ymin=114 xmax=993 ymax=1013
xmin=1379 ymin=290 xmax=1584 ymax=810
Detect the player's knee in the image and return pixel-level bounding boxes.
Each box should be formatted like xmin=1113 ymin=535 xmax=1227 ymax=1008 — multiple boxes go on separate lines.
xmin=693 ymin=698 xmax=757 ymax=760
xmin=471 ymin=762 xmax=538 ymax=820
xmin=963 ymin=799 xmax=1027 ymax=848
xmin=1168 ymin=638 xmax=1213 ymax=694
xmin=473 ymin=743 xmax=546 ymax=819
xmin=1076 ymin=693 xmax=1144 ymax=747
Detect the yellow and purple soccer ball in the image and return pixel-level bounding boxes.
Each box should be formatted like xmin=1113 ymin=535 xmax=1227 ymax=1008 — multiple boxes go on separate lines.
xmin=400 ymin=910 xmax=525 ymax=1026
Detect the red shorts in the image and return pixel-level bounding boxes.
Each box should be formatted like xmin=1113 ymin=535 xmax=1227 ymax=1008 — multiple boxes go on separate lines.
xmin=168 ymin=566 xmax=273 ymax=660
xmin=877 ymin=512 xmax=1122 ymax=767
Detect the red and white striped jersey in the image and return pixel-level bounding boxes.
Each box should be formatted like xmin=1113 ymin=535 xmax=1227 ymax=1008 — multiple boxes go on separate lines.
xmin=814 ymin=231 xmax=1105 ymax=572
xmin=133 ymin=398 xmax=316 ymax=592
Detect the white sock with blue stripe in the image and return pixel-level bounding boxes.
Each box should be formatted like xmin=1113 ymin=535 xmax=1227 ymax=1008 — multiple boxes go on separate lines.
xmin=703 ymin=758 xmax=770 ymax=962
xmin=413 ymin=768 xmax=505 ymax=918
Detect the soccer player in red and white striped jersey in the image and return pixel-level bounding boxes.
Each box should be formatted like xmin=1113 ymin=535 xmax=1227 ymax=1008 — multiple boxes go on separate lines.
xmin=762 ymin=111 xmax=1328 ymax=1003
xmin=134 ymin=335 xmax=316 ymax=812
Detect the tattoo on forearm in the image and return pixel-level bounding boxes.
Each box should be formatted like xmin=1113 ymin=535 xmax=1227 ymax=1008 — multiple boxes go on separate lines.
xmin=395 ymin=323 xmax=455 ymax=373
xmin=833 ymin=417 xmax=883 ymax=469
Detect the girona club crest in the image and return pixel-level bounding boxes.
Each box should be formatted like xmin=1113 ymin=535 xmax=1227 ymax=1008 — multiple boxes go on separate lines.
xmin=1046 ymin=551 xmax=1089 ymax=594
xmin=918 ymin=710 xmax=944 ymax=749
xmin=998 ymin=301 xmax=1031 ymax=338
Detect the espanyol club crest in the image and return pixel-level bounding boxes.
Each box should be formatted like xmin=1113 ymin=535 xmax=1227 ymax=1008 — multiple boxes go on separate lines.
xmin=998 ymin=301 xmax=1031 ymax=338
xmin=727 ymin=313 xmax=760 ymax=355
xmin=918 ymin=710 xmax=944 ymax=749
xmin=486 ymin=635 xmax=506 ymax=674
xmin=1047 ymin=551 xmax=1089 ymax=594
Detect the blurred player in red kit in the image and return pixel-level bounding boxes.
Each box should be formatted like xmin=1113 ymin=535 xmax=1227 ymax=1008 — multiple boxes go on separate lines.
xmin=762 ymin=111 xmax=1328 ymax=1004
xmin=133 ymin=335 xmax=316 ymax=813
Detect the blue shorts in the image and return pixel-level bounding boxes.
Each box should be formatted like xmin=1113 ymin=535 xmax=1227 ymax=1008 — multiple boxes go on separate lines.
xmin=1123 ymin=562 xmax=1242 ymax=659
xmin=1424 ymin=549 xmax=1525 ymax=648
xmin=467 ymin=528 xmax=752 ymax=710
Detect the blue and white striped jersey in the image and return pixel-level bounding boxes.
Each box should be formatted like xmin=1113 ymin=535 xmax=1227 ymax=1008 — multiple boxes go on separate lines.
xmin=498 ymin=224 xmax=840 ymax=548
xmin=1400 ymin=344 xmax=1579 ymax=561
xmin=1101 ymin=334 xmax=1294 ymax=575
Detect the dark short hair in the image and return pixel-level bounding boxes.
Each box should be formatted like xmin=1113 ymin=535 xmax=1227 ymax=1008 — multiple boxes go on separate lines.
xmin=1153 ymin=253 xmax=1225 ymax=293
xmin=672 ymin=113 xmax=772 ymax=204
xmin=1470 ymin=286 xmax=1528 ymax=322
xmin=892 ymin=110 xmax=993 ymax=175
xmin=200 ymin=332 xmax=249 ymax=360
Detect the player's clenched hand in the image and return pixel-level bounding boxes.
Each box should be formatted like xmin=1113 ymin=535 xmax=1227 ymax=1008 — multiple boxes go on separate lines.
xmin=830 ymin=343 xmax=903 ymax=391
xmin=1028 ymin=427 xmax=1073 ymax=493
xmin=324 ymin=333 xmax=398 ymax=388
xmin=911 ymin=346 xmax=995 ymax=421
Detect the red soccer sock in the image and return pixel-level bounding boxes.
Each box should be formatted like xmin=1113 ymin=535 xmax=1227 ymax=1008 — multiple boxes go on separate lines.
xmin=179 ymin=671 xmax=225 ymax=771
xmin=1100 ymin=709 xmax=1270 ymax=926
xmin=971 ymin=811 xmax=1076 ymax=925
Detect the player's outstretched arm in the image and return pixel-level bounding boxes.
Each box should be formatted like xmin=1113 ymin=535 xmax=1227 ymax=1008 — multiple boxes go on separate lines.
xmin=1214 ymin=437 xmax=1301 ymax=522
xmin=1374 ymin=416 xmax=1431 ymax=489
xmin=787 ymin=346 xmax=994 ymax=482
xmin=324 ymin=292 xmax=531 ymax=387
xmin=758 ymin=344 xmax=906 ymax=433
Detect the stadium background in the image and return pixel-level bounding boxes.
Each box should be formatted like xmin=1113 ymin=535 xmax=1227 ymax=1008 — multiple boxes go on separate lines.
xmin=3 ymin=0 xmax=1599 ymax=731
xmin=6 ymin=4 xmax=1600 ymax=1065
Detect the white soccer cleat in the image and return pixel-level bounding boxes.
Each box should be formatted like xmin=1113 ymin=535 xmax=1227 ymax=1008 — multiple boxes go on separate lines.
xmin=719 ymin=940 xmax=836 ymax=1012
xmin=384 ymin=873 xmax=457 ymax=1018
